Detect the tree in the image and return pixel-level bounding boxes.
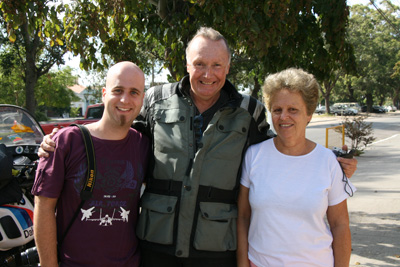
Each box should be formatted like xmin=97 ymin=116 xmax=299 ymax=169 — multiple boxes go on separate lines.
xmin=0 ymin=47 xmax=25 ymax=106
xmin=344 ymin=1 xmax=400 ymax=111
xmin=392 ymin=60 xmax=400 ymax=107
xmin=35 ymin=66 xmax=80 ymax=112
xmin=0 ymin=0 xmax=66 ymax=114
xmin=0 ymin=62 xmax=80 ymax=117
xmin=320 ymin=71 xmax=342 ymax=114
xmin=61 ymin=0 xmax=353 ymax=95
xmin=228 ymin=55 xmax=265 ymax=98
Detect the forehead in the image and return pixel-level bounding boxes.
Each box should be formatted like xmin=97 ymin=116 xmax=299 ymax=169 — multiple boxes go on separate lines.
xmin=187 ymin=37 xmax=230 ymax=63
xmin=107 ymin=70 xmax=145 ymax=91
xmin=271 ymin=89 xmax=304 ymax=105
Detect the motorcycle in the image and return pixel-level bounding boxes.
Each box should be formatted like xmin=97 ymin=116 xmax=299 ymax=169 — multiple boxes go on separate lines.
xmin=0 ymin=105 xmax=44 ymax=266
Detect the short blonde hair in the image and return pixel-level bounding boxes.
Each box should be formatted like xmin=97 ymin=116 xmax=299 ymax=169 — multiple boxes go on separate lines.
xmin=262 ymin=68 xmax=320 ymax=116
xmin=186 ymin=27 xmax=231 ymax=63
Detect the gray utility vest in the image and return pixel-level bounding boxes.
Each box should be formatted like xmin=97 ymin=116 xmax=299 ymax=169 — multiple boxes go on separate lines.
xmin=136 ymin=77 xmax=269 ymax=258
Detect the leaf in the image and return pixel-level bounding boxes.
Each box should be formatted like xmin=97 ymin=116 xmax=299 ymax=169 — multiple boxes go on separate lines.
xmin=9 ymin=32 xmax=17 ymax=43
xmin=56 ymin=38 xmax=64 ymax=46
xmin=263 ymin=1 xmax=270 ymax=15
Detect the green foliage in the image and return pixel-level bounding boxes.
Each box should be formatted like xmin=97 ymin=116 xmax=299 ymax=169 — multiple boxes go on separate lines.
xmin=1 ymin=0 xmax=358 ymax=109
xmin=0 ymin=70 xmax=26 ymax=106
xmin=83 ymin=85 xmax=103 ymax=105
xmin=61 ymin=0 xmax=352 ymax=87
xmin=0 ymin=0 xmax=67 ymax=113
xmin=0 ymin=60 xmax=79 ymax=113
xmin=393 ymin=61 xmax=400 ymax=78
xmin=341 ymin=116 xmax=376 ymax=154
xmin=34 ymin=110 xmax=49 ymax=122
xmin=35 ymin=67 xmax=79 ymax=109
xmin=337 ymin=1 xmax=400 ymax=110
xmin=69 ymin=107 xmax=81 ymax=117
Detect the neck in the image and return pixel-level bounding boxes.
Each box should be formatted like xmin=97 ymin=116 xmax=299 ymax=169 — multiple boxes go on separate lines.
xmin=273 ymin=137 xmax=315 ymax=156
xmin=86 ymin=120 xmax=130 ymax=140
xmin=190 ymin=91 xmax=220 ymax=114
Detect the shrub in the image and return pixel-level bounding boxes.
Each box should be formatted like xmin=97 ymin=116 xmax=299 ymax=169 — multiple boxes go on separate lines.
xmin=341 ymin=116 xmax=376 ymax=155
xmin=34 ymin=111 xmax=49 ymax=122
xmin=70 ymin=107 xmax=81 ymax=117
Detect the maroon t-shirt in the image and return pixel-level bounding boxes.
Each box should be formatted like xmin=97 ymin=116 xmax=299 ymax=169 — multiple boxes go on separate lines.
xmin=32 ymin=127 xmax=149 ymax=267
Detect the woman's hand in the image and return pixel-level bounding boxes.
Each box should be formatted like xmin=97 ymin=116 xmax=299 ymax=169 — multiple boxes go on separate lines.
xmin=337 ymin=145 xmax=358 ymax=178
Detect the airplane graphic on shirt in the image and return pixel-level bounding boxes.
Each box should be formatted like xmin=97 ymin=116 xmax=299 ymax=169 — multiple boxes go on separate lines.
xmin=80 ymin=207 xmax=130 ymax=226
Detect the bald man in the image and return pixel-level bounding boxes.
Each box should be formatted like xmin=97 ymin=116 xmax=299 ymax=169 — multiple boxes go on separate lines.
xmin=32 ymin=62 xmax=149 ymax=267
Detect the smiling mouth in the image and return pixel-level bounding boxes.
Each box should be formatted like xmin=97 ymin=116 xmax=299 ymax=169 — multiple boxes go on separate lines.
xmin=117 ymin=107 xmax=131 ymax=112
xmin=200 ymin=81 xmax=214 ymax=85
xmin=280 ymin=124 xmax=293 ymax=127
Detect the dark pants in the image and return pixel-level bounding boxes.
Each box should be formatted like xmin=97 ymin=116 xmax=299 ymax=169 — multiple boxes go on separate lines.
xmin=141 ymin=249 xmax=236 ymax=267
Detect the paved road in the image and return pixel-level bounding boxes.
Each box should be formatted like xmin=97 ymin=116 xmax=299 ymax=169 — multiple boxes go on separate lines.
xmin=308 ymin=112 xmax=400 ymax=267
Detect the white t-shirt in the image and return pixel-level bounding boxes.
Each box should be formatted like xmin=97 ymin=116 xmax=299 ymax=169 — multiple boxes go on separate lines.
xmin=241 ymin=138 xmax=356 ymax=267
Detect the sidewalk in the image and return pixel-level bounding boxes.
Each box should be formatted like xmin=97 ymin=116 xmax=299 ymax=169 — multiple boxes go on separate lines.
xmin=348 ymin=133 xmax=400 ymax=266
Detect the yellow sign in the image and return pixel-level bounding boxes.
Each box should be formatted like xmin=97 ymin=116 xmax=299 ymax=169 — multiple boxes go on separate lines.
xmin=11 ymin=123 xmax=34 ymax=133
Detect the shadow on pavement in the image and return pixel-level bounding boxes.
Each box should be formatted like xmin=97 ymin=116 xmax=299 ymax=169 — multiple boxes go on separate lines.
xmin=350 ymin=211 xmax=400 ymax=267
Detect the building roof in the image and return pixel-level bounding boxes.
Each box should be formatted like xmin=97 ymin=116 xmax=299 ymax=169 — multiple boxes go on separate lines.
xmin=68 ymin=84 xmax=86 ymax=94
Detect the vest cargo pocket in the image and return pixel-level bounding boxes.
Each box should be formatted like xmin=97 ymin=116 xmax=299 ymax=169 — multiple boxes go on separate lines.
xmin=137 ymin=193 xmax=178 ymax=245
xmin=193 ymin=202 xmax=237 ymax=252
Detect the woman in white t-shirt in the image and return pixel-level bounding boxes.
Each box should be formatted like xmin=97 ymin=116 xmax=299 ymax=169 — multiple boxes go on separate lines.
xmin=237 ymin=68 xmax=356 ymax=267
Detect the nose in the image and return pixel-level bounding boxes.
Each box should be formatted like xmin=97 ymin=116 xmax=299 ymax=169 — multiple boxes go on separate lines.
xmin=203 ymin=66 xmax=213 ymax=78
xmin=120 ymin=91 xmax=131 ymax=103
xmin=280 ymin=110 xmax=289 ymax=120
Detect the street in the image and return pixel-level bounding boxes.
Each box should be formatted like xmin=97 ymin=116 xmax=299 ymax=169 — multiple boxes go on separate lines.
xmin=307 ymin=112 xmax=400 ymax=267
xmin=307 ymin=112 xmax=400 ymax=148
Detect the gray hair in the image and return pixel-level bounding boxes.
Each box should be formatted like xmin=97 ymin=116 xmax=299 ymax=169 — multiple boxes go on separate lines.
xmin=185 ymin=27 xmax=231 ymax=63
xmin=262 ymin=68 xmax=320 ymax=116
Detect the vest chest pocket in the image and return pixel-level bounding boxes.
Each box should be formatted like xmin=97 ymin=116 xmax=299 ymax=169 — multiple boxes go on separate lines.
xmin=193 ymin=202 xmax=237 ymax=252
xmin=153 ymin=108 xmax=188 ymax=154
xmin=207 ymin=113 xmax=250 ymax=161
xmin=137 ymin=193 xmax=178 ymax=245
xmin=153 ymin=108 xmax=189 ymax=180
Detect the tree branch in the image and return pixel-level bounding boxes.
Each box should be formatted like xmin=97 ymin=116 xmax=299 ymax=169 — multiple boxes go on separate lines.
xmin=148 ymin=0 xmax=157 ymax=6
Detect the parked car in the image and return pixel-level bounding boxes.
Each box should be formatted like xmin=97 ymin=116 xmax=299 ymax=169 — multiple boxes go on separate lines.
xmin=362 ymin=105 xmax=386 ymax=113
xmin=344 ymin=107 xmax=358 ymax=115
xmin=372 ymin=105 xmax=386 ymax=113
xmin=40 ymin=103 xmax=104 ymax=134
xmin=333 ymin=102 xmax=361 ymax=112
xmin=315 ymin=106 xmax=327 ymax=114
xmin=361 ymin=105 xmax=367 ymax=112
xmin=331 ymin=104 xmax=358 ymax=116
xmin=385 ymin=105 xmax=397 ymax=112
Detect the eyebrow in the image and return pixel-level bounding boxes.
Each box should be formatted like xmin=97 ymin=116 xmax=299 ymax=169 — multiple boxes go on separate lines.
xmin=113 ymin=86 xmax=141 ymax=91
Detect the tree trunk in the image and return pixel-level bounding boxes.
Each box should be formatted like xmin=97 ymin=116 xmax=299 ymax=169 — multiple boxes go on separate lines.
xmin=25 ymin=42 xmax=38 ymax=114
xmin=323 ymin=80 xmax=335 ymax=114
xmin=366 ymin=92 xmax=373 ymax=112
xmin=347 ymin=82 xmax=356 ymax=102
xmin=324 ymin=93 xmax=331 ymax=114
xmin=251 ymin=76 xmax=261 ymax=100
xmin=393 ymin=87 xmax=399 ymax=108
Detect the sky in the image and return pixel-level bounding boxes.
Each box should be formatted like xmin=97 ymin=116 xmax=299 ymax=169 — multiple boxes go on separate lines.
xmin=62 ymin=53 xmax=170 ymax=87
